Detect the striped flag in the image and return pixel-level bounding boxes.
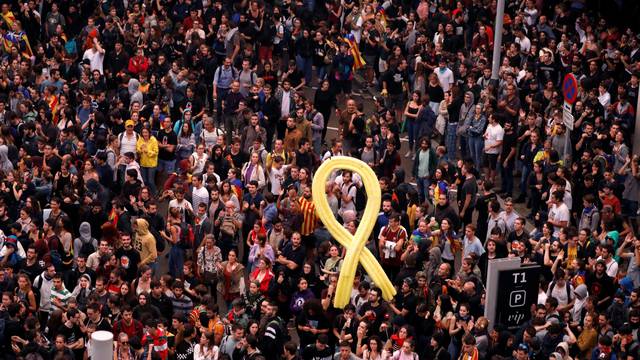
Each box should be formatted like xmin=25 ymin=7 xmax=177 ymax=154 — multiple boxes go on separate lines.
xmin=1 ymin=11 xmax=16 ymax=29
xmin=3 ymin=31 xmax=33 ymax=59
xmin=47 ymin=94 xmax=59 ymax=124
xmin=377 ymin=6 xmax=387 ymax=28
xmin=342 ymin=33 xmax=365 ymax=70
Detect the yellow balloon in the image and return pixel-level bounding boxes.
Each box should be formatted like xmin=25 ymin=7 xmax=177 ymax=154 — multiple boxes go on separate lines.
xmin=312 ymin=156 xmax=396 ymax=308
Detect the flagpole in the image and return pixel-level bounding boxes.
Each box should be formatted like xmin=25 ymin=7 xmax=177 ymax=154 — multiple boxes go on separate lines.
xmin=491 ymin=0 xmax=505 ymax=82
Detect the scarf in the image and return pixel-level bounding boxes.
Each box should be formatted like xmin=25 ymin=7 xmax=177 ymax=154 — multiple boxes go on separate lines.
xmin=459 ymin=347 xmax=479 ymax=360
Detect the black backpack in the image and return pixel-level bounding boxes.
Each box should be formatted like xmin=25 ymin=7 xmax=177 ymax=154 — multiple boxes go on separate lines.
xmin=79 ymin=240 xmax=96 ymax=259
xmin=149 ymin=225 xmax=166 ymax=253
xmin=349 ymin=184 xmax=367 ymax=212
xmin=549 ymin=280 xmax=572 ymax=303
xmin=144 ymin=215 xmax=166 ymax=253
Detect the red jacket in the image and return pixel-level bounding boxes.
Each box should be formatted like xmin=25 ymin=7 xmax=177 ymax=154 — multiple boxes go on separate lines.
xmin=250 ymin=268 xmax=274 ymax=294
xmin=113 ymin=318 xmax=143 ymax=341
xmin=128 ymin=56 xmax=149 ymax=75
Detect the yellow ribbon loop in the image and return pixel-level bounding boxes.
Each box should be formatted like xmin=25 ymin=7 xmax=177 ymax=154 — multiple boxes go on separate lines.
xmin=312 ymin=156 xmax=397 ymax=308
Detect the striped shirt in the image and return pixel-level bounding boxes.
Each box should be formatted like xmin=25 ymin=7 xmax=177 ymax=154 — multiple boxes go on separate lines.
xmin=191 ymin=185 xmax=209 ymax=210
xmin=169 ymin=293 xmax=194 ymax=315
xmin=298 ymin=197 xmax=317 ymax=237
xmin=50 ymin=285 xmax=72 ymax=311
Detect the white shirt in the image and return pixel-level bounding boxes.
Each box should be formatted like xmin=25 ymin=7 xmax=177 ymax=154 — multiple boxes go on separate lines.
xmin=516 ymin=36 xmax=531 ymax=54
xmin=484 ymin=123 xmax=504 ymax=154
xmin=597 ymin=256 xmax=620 ymax=278
xmin=191 ymin=185 xmax=210 ymax=209
xmin=598 ymin=92 xmax=611 ymax=108
xmin=434 ymin=67 xmax=454 ymax=92
xmin=168 ymin=199 xmax=194 ymax=222
xmin=499 ymin=210 xmax=518 ymax=233
xmin=200 ymin=128 xmax=223 ymax=148
xmin=193 ymin=344 xmax=219 ymax=360
xmin=119 ymin=132 xmax=138 ymax=155
xmin=82 ymin=48 xmax=105 ymax=74
xmin=280 ymin=91 xmax=291 ymax=118
xmin=548 ymin=203 xmax=570 ymax=236
xmin=339 ymin=181 xmax=357 ymax=214
xmin=269 ymin=165 xmax=288 ymax=195
xmin=523 ymin=8 xmax=539 ymax=26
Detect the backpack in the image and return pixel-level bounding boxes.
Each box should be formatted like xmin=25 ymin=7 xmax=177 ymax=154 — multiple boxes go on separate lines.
xmin=46 ymin=236 xmax=63 ymax=270
xmin=64 ymin=38 xmax=77 ymax=55
xmin=118 ymin=131 xmax=140 ymax=145
xmin=150 ymin=225 xmax=166 ymax=253
xmin=215 ymin=65 xmax=238 ymax=84
xmin=349 ymin=184 xmax=367 ymax=212
xmin=179 ymin=223 xmax=195 ymax=250
xmin=79 ymin=240 xmax=96 ymax=259
xmin=549 ymin=280 xmax=572 ymax=303
xmin=32 ymin=275 xmax=46 ymax=310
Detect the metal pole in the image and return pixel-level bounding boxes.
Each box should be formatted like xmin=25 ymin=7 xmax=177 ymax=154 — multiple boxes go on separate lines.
xmin=563 ymin=131 xmax=570 ymax=165
xmin=491 ymin=0 xmax=505 ymax=80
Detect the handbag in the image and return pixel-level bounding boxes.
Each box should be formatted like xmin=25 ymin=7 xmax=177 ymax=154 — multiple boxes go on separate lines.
xmin=220 ymin=215 xmax=236 ymax=235
xmin=456 ymin=106 xmax=473 ymax=137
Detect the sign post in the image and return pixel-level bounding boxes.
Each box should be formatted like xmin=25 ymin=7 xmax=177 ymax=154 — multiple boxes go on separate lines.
xmin=485 ymin=258 xmax=540 ymax=330
xmin=562 ymin=74 xmax=578 ymax=165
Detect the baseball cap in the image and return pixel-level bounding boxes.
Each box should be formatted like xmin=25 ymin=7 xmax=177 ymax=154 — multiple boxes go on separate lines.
xmin=125 ymin=119 xmax=135 ymax=127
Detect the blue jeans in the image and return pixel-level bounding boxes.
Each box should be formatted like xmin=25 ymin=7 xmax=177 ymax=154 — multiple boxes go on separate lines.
xmin=313 ymin=136 xmax=322 ymax=156
xmin=406 ymin=119 xmax=416 ymax=150
xmin=168 ymin=246 xmax=185 ymax=278
xmin=468 ymin=135 xmax=484 ymax=170
xmin=316 ymin=64 xmax=328 ymax=82
xmin=416 ymin=176 xmax=430 ymax=204
xmin=296 ymin=55 xmax=313 ymax=85
xmin=141 ymin=166 xmax=157 ymax=194
xmin=215 ymin=87 xmax=229 ymax=126
xmin=519 ymin=165 xmax=532 ymax=199
xmin=500 ymin=161 xmax=514 ymax=195
xmin=445 ymin=123 xmax=458 ymax=161
xmin=157 ymin=159 xmax=175 ymax=175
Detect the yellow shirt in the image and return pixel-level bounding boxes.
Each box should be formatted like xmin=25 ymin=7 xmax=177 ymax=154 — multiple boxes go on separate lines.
xmin=136 ymin=136 xmax=159 ymax=167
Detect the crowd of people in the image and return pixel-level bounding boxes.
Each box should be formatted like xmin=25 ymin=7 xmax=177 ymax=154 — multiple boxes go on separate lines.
xmin=0 ymin=0 xmax=639 ymax=359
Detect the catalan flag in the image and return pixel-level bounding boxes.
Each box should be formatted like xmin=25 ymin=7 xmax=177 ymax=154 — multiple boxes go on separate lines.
xmin=342 ymin=33 xmax=365 ymax=70
xmin=3 ymin=30 xmax=33 ymax=59
xmin=47 ymin=94 xmax=59 ymax=124
xmin=1 ymin=11 xmax=16 ymax=29
xmin=432 ymin=180 xmax=448 ymax=202
xmin=377 ymin=6 xmax=387 ymax=28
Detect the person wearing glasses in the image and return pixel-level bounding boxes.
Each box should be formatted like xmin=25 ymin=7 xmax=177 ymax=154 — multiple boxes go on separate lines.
xmin=113 ymin=332 xmax=136 ymax=360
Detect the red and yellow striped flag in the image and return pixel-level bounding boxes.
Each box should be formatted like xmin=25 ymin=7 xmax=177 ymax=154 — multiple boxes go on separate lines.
xmin=342 ymin=33 xmax=365 ymax=70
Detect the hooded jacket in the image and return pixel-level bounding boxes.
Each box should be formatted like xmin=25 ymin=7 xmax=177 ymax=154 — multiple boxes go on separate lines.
xmin=73 ymin=222 xmax=98 ymax=258
xmin=459 ymin=91 xmax=476 ymax=130
xmin=127 ymin=78 xmax=143 ymax=105
xmin=135 ymin=218 xmax=157 ymax=266
xmin=0 ymin=145 xmax=13 ymax=173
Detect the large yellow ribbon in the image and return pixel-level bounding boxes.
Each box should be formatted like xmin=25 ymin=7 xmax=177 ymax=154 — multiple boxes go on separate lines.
xmin=312 ymin=156 xmax=396 ymax=308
